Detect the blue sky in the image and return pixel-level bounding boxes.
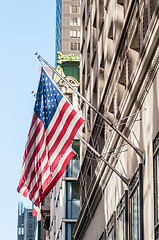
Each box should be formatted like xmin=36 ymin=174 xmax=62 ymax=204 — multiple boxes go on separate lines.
xmin=0 ymin=1 xmax=56 ymax=239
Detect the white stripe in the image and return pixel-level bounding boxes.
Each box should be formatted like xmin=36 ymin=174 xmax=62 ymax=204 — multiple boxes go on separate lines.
xmin=28 ymin=154 xmax=49 ymax=194
xmin=52 ymin=147 xmax=74 ymax=179
xmin=45 ymin=97 xmax=66 ymax=137
xmin=46 ymin=103 xmax=75 ymax=151
xmin=31 ymin=148 xmax=74 ymax=204
xmin=30 ymin=163 xmax=52 ymax=203
xmin=21 ymin=123 xmax=45 ymax=176
xmin=24 ymin=134 xmax=48 ymax=188
xmin=25 ymin=114 xmax=40 ymax=150
xmin=49 ymin=111 xmax=81 ymax=167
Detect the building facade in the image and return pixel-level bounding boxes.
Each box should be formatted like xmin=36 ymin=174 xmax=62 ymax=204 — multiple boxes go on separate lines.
xmin=55 ymin=0 xmax=81 ymax=64
xmin=17 ymin=202 xmax=36 ymax=240
xmin=73 ymin=0 xmax=159 ymax=240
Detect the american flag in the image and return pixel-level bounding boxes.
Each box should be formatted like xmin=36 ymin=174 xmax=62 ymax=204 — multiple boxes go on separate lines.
xmin=17 ymin=68 xmax=84 ymax=208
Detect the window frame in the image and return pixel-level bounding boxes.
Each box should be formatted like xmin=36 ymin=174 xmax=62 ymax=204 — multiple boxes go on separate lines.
xmin=66 ymin=181 xmax=80 ymax=219
xmin=65 ymin=222 xmax=75 ymax=240
xmin=116 ymin=190 xmax=128 ymax=240
xmin=129 ymin=164 xmax=143 ymax=240
xmin=70 ymin=30 xmax=77 ymax=38
xmin=107 ymin=211 xmax=116 ymax=239
xmin=153 ymin=132 xmax=159 ymax=239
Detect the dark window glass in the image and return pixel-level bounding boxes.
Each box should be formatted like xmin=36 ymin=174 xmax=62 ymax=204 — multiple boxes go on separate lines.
xmin=153 ymin=133 xmax=159 ymax=239
xmin=130 ymin=187 xmax=140 ymax=239
xmin=66 ymin=223 xmax=75 ymax=240
xmin=66 ymin=140 xmax=80 ymax=177
xmin=117 ymin=209 xmax=125 ymax=240
xmin=66 ymin=182 xmax=80 ymax=219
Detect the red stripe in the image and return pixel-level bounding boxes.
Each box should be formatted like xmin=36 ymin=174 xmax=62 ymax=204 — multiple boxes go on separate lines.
xmin=46 ymin=101 xmax=70 ymax=144
xmin=32 ymin=206 xmax=38 ymax=217
xmin=23 ymin=117 xmax=42 ymax=165
xmin=48 ymin=109 xmax=77 ymax=160
xmin=26 ymin=146 xmax=47 ymax=192
xmin=29 ymin=160 xmax=51 ymax=200
xmin=39 ymin=151 xmax=75 ymax=203
xmin=17 ymin=123 xmax=45 ymax=191
xmin=50 ymin=116 xmax=84 ymax=172
xmin=28 ymin=112 xmax=37 ymax=136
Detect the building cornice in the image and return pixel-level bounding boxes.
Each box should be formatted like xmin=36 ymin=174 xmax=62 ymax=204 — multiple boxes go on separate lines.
xmin=57 ymin=51 xmax=80 ymax=64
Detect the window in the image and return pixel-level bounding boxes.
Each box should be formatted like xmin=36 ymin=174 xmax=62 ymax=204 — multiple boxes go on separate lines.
xmin=70 ymin=18 xmax=77 ymax=26
xmin=70 ymin=5 xmax=77 ymax=13
xmin=66 ymin=181 xmax=80 ymax=219
xmin=129 ymin=164 xmax=143 ymax=240
xmin=18 ymin=227 xmax=24 ymax=235
xmin=66 ymin=140 xmax=80 ymax=177
xmin=71 ymin=42 xmax=77 ymax=50
xmin=78 ymin=30 xmax=80 ymax=38
xmin=70 ymin=30 xmax=77 ymax=38
xmin=66 ymin=223 xmax=75 ymax=240
xmin=107 ymin=212 xmax=116 ymax=240
xmin=153 ymin=132 xmax=159 ymax=239
xmin=70 ymin=42 xmax=80 ymax=51
xmin=116 ymin=191 xmax=128 ymax=240
xmin=130 ymin=187 xmax=140 ymax=239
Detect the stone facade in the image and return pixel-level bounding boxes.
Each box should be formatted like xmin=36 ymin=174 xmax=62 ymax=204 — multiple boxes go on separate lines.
xmin=73 ymin=0 xmax=159 ymax=239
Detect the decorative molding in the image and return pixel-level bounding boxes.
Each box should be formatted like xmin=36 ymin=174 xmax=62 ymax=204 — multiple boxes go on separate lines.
xmin=153 ymin=132 xmax=159 ymax=155
xmin=57 ymin=51 xmax=80 ymax=64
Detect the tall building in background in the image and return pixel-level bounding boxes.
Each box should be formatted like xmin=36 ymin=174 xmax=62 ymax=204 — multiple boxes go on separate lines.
xmin=73 ymin=0 xmax=159 ymax=240
xmin=55 ymin=0 xmax=81 ymax=64
xmin=17 ymin=202 xmax=36 ymax=240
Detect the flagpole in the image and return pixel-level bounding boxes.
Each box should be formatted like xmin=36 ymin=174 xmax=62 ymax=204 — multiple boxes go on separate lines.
xmin=34 ymin=52 xmax=144 ymax=160
xmin=76 ymin=133 xmax=129 ymax=186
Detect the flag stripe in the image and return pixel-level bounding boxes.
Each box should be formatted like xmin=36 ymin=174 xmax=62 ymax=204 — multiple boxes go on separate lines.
xmin=17 ymin=122 xmax=45 ymax=190
xmin=50 ymin=117 xmax=84 ymax=172
xmin=38 ymin=149 xmax=75 ymax=203
xmin=23 ymin=118 xmax=43 ymax=166
xmin=46 ymin=100 xmax=70 ymax=143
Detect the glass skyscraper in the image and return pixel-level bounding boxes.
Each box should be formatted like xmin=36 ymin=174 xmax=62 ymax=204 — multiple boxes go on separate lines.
xmin=55 ymin=0 xmax=61 ymax=65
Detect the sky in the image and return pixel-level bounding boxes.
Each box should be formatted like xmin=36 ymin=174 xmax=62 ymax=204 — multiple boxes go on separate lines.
xmin=0 ymin=1 xmax=56 ymax=239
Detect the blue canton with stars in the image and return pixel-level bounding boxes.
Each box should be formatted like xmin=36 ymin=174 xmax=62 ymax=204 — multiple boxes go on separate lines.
xmin=34 ymin=68 xmax=63 ymax=130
